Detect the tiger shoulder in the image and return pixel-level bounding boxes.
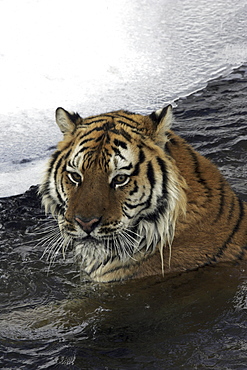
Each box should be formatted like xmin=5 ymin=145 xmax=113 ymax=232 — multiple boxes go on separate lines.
xmin=39 ymin=105 xmax=247 ymax=282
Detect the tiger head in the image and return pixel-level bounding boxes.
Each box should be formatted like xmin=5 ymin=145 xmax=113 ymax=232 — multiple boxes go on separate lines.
xmin=40 ymin=106 xmax=187 ymax=282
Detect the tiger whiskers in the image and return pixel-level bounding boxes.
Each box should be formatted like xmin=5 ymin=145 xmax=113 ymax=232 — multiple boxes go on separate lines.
xmin=36 ymin=213 xmax=174 ymax=277
xmin=117 ymin=228 xmax=143 ymax=261
xmin=44 ymin=234 xmax=63 ymax=270
xmin=29 ymin=218 xmax=72 ymax=271
xmin=74 ymin=227 xmax=144 ymax=274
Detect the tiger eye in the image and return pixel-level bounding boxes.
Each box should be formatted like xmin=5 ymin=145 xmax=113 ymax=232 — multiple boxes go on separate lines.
xmin=112 ymin=174 xmax=129 ymax=187
xmin=115 ymin=175 xmax=128 ymax=183
xmin=67 ymin=172 xmax=81 ymax=185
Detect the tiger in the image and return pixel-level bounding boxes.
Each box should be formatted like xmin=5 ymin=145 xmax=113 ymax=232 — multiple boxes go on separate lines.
xmin=39 ymin=105 xmax=247 ymax=282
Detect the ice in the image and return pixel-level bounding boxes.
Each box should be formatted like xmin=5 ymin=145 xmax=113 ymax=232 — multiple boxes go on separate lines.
xmin=0 ymin=160 xmax=47 ymax=197
xmin=1 ymin=0 xmax=247 ymax=196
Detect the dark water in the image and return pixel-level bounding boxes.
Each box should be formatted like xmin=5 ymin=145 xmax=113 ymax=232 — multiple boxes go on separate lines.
xmin=0 ymin=65 xmax=247 ymax=369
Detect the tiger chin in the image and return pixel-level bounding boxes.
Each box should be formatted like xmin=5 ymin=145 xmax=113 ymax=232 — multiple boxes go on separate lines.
xmin=39 ymin=105 xmax=247 ymax=282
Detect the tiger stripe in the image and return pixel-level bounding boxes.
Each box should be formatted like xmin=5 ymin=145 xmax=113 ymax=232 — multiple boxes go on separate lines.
xmin=39 ymin=105 xmax=247 ymax=282
xmin=216 ymin=198 xmax=245 ymax=258
xmin=185 ymin=145 xmax=213 ymax=199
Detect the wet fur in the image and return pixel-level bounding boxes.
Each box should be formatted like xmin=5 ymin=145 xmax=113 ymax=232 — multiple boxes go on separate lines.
xmin=39 ymin=106 xmax=247 ymax=282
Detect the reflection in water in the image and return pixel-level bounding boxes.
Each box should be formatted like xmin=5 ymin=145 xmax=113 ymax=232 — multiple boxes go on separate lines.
xmin=0 ymin=264 xmax=246 ymax=368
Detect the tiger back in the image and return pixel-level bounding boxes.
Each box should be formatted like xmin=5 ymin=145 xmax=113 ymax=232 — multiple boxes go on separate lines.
xmin=39 ymin=105 xmax=247 ymax=282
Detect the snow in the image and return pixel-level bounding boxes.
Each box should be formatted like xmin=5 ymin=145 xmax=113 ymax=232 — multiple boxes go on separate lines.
xmin=0 ymin=0 xmax=247 ymax=196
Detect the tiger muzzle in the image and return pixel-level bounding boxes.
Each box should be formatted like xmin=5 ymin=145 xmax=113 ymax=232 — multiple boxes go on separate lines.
xmin=75 ymin=216 xmax=102 ymax=235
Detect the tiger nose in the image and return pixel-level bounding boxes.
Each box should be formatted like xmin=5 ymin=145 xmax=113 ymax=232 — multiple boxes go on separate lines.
xmin=75 ymin=216 xmax=101 ymax=234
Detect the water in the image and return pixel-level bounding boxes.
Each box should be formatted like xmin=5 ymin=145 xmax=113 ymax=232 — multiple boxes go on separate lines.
xmin=1 ymin=0 xmax=247 ymax=196
xmin=0 ymin=66 xmax=247 ymax=368
xmin=2 ymin=268 xmax=246 ymax=369
xmin=0 ymin=0 xmax=247 ymax=368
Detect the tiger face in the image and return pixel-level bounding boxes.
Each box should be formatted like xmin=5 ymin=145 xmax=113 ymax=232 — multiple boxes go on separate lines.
xmin=40 ymin=106 xmax=187 ymax=282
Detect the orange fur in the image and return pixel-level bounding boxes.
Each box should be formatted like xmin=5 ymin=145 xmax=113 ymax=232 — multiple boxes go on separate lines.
xmin=40 ymin=107 xmax=247 ymax=282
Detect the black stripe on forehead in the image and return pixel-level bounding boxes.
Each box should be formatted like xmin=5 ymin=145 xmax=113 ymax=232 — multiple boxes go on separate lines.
xmin=116 ymin=120 xmax=143 ymax=134
xmin=79 ymin=117 xmax=107 ymax=126
xmin=113 ymin=138 xmax=127 ymax=149
xmin=112 ymin=146 xmax=126 ymax=161
xmin=78 ymin=113 xmax=141 ymax=141
xmin=68 ymin=115 xmax=141 ymax=169
xmin=81 ymin=115 xmax=117 ymax=130
xmin=78 ymin=137 xmax=95 ymax=147
xmin=75 ymin=120 xmax=133 ymax=153
xmin=84 ymin=110 xmax=139 ymax=124
xmin=118 ymin=128 xmax=132 ymax=142
xmin=77 ymin=124 xmax=111 ymax=140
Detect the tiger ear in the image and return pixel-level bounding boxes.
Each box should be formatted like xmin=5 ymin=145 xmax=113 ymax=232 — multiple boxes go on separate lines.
xmin=55 ymin=107 xmax=81 ymax=134
xmin=149 ymin=105 xmax=173 ymax=137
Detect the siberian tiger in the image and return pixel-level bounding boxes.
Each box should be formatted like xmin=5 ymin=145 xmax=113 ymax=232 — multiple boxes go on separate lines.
xmin=40 ymin=105 xmax=247 ymax=282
